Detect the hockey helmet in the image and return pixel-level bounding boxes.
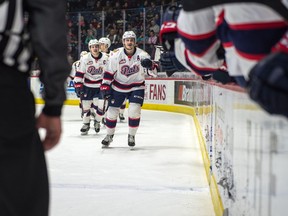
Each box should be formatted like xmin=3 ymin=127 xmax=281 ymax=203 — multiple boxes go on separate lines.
xmin=122 ymin=31 xmax=136 ymax=40
xmin=88 ymin=39 xmax=99 ymax=48
xmin=99 ymin=37 xmax=111 ymax=48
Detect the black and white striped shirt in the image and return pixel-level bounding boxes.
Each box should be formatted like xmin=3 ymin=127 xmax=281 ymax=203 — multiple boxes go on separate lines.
xmin=0 ymin=0 xmax=32 ymax=72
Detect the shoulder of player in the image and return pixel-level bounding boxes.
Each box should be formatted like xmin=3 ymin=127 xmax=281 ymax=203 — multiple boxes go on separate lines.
xmin=80 ymin=52 xmax=91 ymax=61
xmin=111 ymin=48 xmax=121 ymax=55
xmin=100 ymin=52 xmax=110 ymax=59
xmin=109 ymin=48 xmax=123 ymax=59
xmin=137 ymin=48 xmax=150 ymax=58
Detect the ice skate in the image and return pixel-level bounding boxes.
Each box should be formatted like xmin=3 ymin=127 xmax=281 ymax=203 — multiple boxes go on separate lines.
xmin=101 ymin=134 xmax=114 ymax=148
xmin=128 ymin=134 xmax=135 ymax=149
xmin=119 ymin=113 xmax=125 ymax=121
xmin=80 ymin=123 xmax=90 ymax=135
xmin=94 ymin=120 xmax=101 ymax=133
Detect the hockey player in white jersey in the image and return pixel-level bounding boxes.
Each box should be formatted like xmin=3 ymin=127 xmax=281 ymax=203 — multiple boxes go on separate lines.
xmin=69 ymin=51 xmax=88 ymax=83
xmin=100 ymin=31 xmax=157 ymax=148
xmin=69 ymin=51 xmax=88 ymax=118
xmin=99 ymin=37 xmax=127 ymax=123
xmin=74 ymin=39 xmax=109 ymax=135
xmin=99 ymin=37 xmax=111 ymax=55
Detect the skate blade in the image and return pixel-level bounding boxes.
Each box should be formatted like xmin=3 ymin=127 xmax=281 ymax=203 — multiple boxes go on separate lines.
xmin=81 ymin=132 xmax=88 ymax=135
xmin=129 ymin=146 xmax=135 ymax=150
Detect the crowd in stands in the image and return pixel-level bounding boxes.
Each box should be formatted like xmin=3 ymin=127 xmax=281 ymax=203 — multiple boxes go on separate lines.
xmin=66 ymin=0 xmax=181 ymax=63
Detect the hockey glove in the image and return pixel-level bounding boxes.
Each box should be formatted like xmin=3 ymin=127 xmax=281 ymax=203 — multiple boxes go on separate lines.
xmin=159 ymin=5 xmax=181 ymax=51
xmin=141 ymin=58 xmax=153 ymax=69
xmin=159 ymin=51 xmax=186 ymax=77
xmin=74 ymin=83 xmax=84 ymax=98
xmin=212 ymin=70 xmax=236 ymax=84
xmin=141 ymin=58 xmax=159 ymax=70
xmin=248 ymin=51 xmax=288 ymax=118
xmin=100 ymin=84 xmax=111 ymax=99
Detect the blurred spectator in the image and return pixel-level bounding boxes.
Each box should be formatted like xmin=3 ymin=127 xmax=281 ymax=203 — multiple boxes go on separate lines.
xmin=94 ymin=1 xmax=103 ymax=11
xmin=88 ymin=23 xmax=98 ymax=38
xmin=154 ymin=13 xmax=161 ymax=26
xmin=78 ymin=15 xmax=88 ymax=30
xmin=149 ymin=19 xmax=160 ymax=34
xmin=91 ymin=18 xmax=98 ymax=28
xmin=137 ymin=31 xmax=148 ymax=49
xmin=107 ymin=28 xmax=121 ymax=50
xmin=85 ymin=29 xmax=96 ymax=46
xmin=118 ymin=28 xmax=124 ymax=39
xmin=87 ymin=0 xmax=96 ymax=10
xmin=147 ymin=30 xmax=158 ymax=59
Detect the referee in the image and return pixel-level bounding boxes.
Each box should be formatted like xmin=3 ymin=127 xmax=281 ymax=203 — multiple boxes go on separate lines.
xmin=0 ymin=0 xmax=70 ymax=215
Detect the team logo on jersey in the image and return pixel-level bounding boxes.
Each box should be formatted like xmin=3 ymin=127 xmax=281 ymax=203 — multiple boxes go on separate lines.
xmin=137 ymin=55 xmax=140 ymax=61
xmin=120 ymin=65 xmax=139 ymax=77
xmin=119 ymin=59 xmax=126 ymax=64
xmin=87 ymin=61 xmax=93 ymax=65
xmin=87 ymin=66 xmax=103 ymax=75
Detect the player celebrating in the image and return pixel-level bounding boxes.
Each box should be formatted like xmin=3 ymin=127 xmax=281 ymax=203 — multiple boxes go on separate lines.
xmin=99 ymin=37 xmax=127 ymax=123
xmin=74 ymin=39 xmax=109 ymax=135
xmin=69 ymin=51 xmax=88 ymax=83
xmin=99 ymin=37 xmax=111 ymax=54
xmin=100 ymin=31 xmax=157 ymax=148
xmin=69 ymin=51 xmax=88 ymax=117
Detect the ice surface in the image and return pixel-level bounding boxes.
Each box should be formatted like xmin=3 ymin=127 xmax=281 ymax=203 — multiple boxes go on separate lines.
xmin=41 ymin=105 xmax=215 ymax=216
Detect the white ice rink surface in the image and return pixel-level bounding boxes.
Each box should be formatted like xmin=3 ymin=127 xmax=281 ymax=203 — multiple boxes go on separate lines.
xmin=42 ymin=105 xmax=215 ymax=216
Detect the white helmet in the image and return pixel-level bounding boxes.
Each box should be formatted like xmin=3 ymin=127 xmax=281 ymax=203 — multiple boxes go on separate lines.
xmin=80 ymin=51 xmax=88 ymax=57
xmin=88 ymin=39 xmax=99 ymax=48
xmin=99 ymin=37 xmax=111 ymax=48
xmin=122 ymin=31 xmax=136 ymax=40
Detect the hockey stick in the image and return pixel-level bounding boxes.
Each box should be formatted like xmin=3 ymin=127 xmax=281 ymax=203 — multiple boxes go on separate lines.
xmin=102 ymin=96 xmax=109 ymax=116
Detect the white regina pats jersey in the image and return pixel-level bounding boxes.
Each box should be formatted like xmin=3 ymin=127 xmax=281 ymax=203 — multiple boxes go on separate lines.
xmin=102 ymin=47 xmax=151 ymax=93
xmin=74 ymin=52 xmax=109 ymax=88
xmin=70 ymin=60 xmax=80 ymax=80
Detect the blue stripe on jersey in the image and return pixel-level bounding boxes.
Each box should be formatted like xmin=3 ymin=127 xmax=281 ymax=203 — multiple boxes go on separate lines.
xmin=84 ymin=78 xmax=102 ymax=84
xmin=113 ymin=80 xmax=145 ymax=90
xmin=230 ymin=27 xmax=287 ymax=56
xmin=216 ymin=19 xmax=230 ymax=44
xmin=103 ymin=72 xmax=114 ymax=81
xmin=179 ymin=33 xmax=217 ymax=56
xmin=75 ymin=71 xmax=84 ymax=79
xmin=184 ymin=50 xmax=219 ymax=76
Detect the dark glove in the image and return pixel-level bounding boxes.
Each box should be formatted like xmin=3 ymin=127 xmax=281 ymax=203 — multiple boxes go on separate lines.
xmin=248 ymin=52 xmax=288 ymax=118
xmin=141 ymin=58 xmax=159 ymax=71
xmin=159 ymin=51 xmax=187 ymax=77
xmin=74 ymin=83 xmax=84 ymax=97
xmin=159 ymin=5 xmax=181 ymax=51
xmin=100 ymin=84 xmax=111 ymax=99
xmin=212 ymin=70 xmax=236 ymax=84
xmin=141 ymin=58 xmax=153 ymax=69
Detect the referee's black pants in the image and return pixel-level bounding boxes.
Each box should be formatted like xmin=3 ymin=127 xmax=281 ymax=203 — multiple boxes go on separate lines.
xmin=0 ymin=65 xmax=49 ymax=216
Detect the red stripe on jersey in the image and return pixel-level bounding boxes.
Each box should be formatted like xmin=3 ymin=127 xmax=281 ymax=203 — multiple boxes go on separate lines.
xmin=216 ymin=10 xmax=225 ymax=27
xmin=235 ymin=48 xmax=266 ymax=60
xmin=178 ymin=28 xmax=216 ymax=40
xmin=223 ymin=42 xmax=233 ymax=48
xmin=188 ymin=40 xmax=219 ymax=58
xmin=229 ymin=21 xmax=287 ymax=30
